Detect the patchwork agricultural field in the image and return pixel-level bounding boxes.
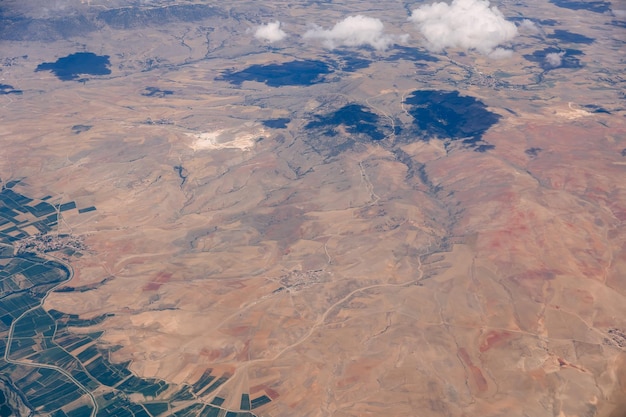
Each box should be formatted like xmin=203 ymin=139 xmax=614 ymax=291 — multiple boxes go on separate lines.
xmin=0 ymin=185 xmax=262 ymax=416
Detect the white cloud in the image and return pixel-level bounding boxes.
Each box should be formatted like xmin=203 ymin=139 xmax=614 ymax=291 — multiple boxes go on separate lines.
xmin=544 ymin=51 xmax=564 ymax=68
xmin=254 ymin=21 xmax=287 ymax=43
xmin=409 ymin=0 xmax=518 ymax=56
xmin=303 ymin=15 xmax=407 ymax=51
xmin=518 ymin=19 xmax=540 ymax=34
xmin=489 ymin=47 xmax=513 ymax=59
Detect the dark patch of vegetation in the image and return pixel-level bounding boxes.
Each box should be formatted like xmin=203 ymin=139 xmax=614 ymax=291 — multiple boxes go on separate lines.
xmin=35 ymin=52 xmax=111 ymax=81
xmin=509 ymin=17 xmax=559 ymax=26
xmin=211 ymin=397 xmax=225 ymax=406
xmin=473 ymin=144 xmax=496 ymax=153
xmin=142 ymin=87 xmax=173 ymax=97
xmin=330 ymin=51 xmax=372 ymax=72
xmin=525 ymin=147 xmax=543 ymax=157
xmin=538 ymin=18 xmax=559 ymax=26
xmin=547 ymin=29 xmax=594 ymax=44
xmin=240 ymin=393 xmax=251 ymax=411
xmin=0 ymin=388 xmax=13 ymax=417
xmin=144 ymin=402 xmax=169 ymax=416
xmin=523 ymin=47 xmax=583 ymax=70
xmin=582 ymin=104 xmax=611 ymax=114
xmin=262 ymin=118 xmax=290 ymax=129
xmin=305 ymin=104 xmax=386 ymax=142
xmin=403 ymin=90 xmax=500 ymax=152
xmin=549 ymin=0 xmax=611 ymax=13
xmin=174 ymin=165 xmax=188 ymax=187
xmin=221 ymin=60 xmax=331 ymax=87
xmin=71 ymin=125 xmax=91 ymax=134
xmin=611 ymin=19 xmax=626 ymax=28
xmin=386 ymin=45 xmax=439 ymax=62
xmin=251 ymin=395 xmax=272 ymax=409
xmin=0 ymin=84 xmax=22 ymax=95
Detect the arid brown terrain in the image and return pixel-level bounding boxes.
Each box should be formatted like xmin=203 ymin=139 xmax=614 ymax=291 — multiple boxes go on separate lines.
xmin=0 ymin=0 xmax=625 ymax=416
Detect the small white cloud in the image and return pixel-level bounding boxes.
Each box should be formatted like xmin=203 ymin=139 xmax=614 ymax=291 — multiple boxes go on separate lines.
xmin=409 ymin=0 xmax=518 ymax=56
xmin=544 ymin=51 xmax=564 ymax=68
xmin=518 ymin=19 xmax=540 ymax=34
xmin=254 ymin=21 xmax=287 ymax=43
xmin=303 ymin=15 xmax=406 ymax=51
xmin=489 ymin=47 xmax=513 ymax=59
